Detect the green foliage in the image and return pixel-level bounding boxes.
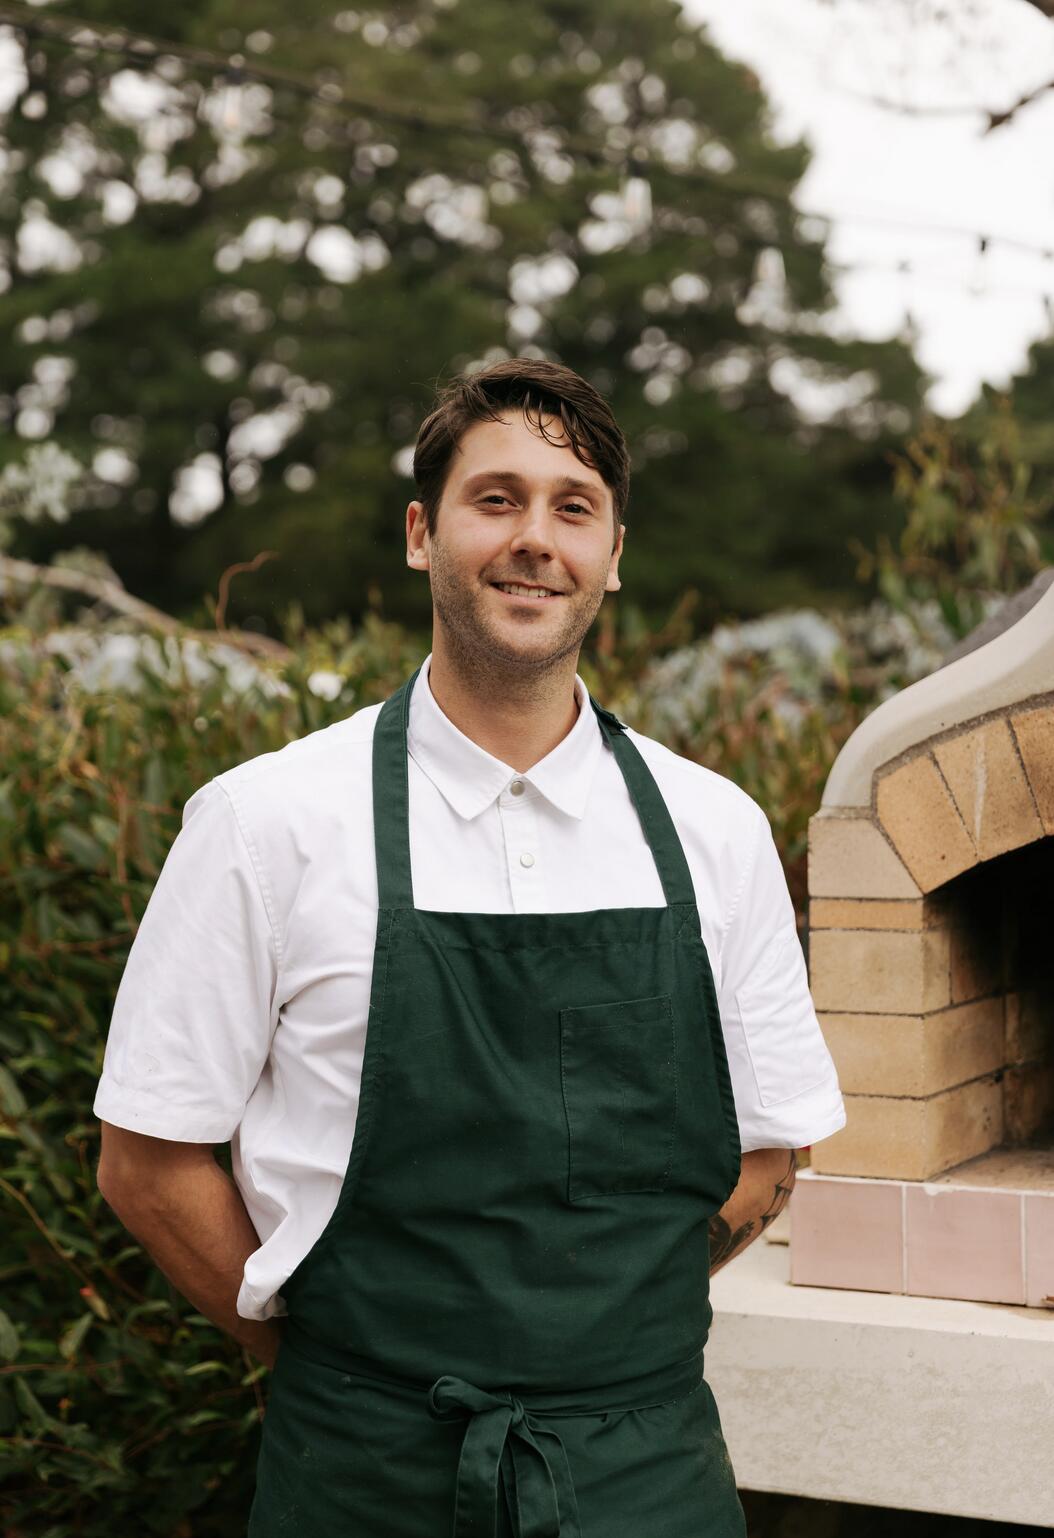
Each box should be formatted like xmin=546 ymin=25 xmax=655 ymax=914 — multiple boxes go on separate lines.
xmin=3 ymin=0 xmax=923 ymax=632
xmin=0 ymin=577 xmax=867 ymax=1530
xmin=856 ymin=400 xmax=1051 ymax=638
xmin=12 ymin=492 xmax=987 ymax=1523
xmin=0 ymin=444 xmax=86 ymax=550
xmin=0 ymin=602 xmax=424 ymax=1531
xmin=4 ymin=375 xmax=1046 ymax=1525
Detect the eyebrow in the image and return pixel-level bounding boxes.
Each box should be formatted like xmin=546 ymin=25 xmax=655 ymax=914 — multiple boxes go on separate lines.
xmin=462 ymin=470 xmax=604 ymax=502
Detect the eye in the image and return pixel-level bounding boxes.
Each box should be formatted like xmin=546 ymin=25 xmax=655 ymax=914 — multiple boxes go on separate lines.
xmin=562 ymin=502 xmax=592 ymax=516
xmin=480 ymin=493 xmax=512 ymax=507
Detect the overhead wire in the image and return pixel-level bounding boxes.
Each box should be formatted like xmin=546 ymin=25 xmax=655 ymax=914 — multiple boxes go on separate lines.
xmin=3 ymin=2 xmax=1054 ymax=253
xmin=2 ymin=6 xmax=1054 ymax=308
xmin=1 ymin=2 xmax=802 ymax=184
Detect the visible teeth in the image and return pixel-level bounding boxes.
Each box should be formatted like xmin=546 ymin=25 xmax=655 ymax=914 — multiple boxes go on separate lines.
xmin=496 ymin=583 xmax=557 ymax=598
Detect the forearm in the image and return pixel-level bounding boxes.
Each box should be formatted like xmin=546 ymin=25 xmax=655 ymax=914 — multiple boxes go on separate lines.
xmin=707 ymin=1147 xmax=796 ymax=1275
xmin=99 ymin=1143 xmax=282 ymax=1369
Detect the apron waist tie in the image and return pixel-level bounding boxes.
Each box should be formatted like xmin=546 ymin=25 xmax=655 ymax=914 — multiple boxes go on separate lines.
xmin=279 ymin=1319 xmax=705 ymax=1538
xmin=427 ymin=1374 xmax=579 ymax=1538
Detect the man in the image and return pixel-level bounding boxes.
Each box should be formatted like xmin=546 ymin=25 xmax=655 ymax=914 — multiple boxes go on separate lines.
xmin=96 ymin=358 xmax=845 ymax=1536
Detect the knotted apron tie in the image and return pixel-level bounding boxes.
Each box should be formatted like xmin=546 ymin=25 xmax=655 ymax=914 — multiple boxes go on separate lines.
xmin=277 ymin=1323 xmax=705 ymax=1538
xmin=427 ymin=1375 xmax=582 ymax=1538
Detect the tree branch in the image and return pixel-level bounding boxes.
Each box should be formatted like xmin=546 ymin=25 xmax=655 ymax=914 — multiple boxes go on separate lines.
xmin=0 ymin=554 xmax=291 ymax=661
xmin=984 ymin=75 xmax=1054 ymax=131
xmin=834 ymin=78 xmax=1054 ymax=134
xmin=826 ymin=0 xmax=1054 ymax=132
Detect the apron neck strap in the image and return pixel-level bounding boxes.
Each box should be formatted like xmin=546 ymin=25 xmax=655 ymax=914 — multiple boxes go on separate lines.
xmin=372 ymin=667 xmax=696 ymax=913
xmin=587 ymin=700 xmax=697 ymax=910
xmin=371 ymin=668 xmax=419 ymax=910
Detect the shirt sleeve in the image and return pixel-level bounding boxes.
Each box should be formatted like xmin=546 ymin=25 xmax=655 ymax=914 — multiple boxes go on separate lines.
xmin=93 ymin=779 xmax=280 ymax=1143
xmin=717 ymin=807 xmax=846 ymax=1153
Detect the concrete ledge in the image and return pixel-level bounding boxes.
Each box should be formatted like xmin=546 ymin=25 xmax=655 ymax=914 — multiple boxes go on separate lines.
xmin=707 ymin=1236 xmax=1054 ymax=1526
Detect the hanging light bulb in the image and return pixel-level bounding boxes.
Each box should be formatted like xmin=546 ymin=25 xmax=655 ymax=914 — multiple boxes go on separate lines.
xmin=897 ymin=257 xmax=913 ymax=326
xmin=967 ymin=234 xmax=990 ymax=299
xmin=619 ymin=173 xmax=652 ymax=236
xmin=221 ymin=56 xmax=246 ymax=144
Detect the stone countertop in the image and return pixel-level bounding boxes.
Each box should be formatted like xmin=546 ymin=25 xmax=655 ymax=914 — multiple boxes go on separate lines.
xmin=707 ymin=1235 xmax=1054 ymax=1527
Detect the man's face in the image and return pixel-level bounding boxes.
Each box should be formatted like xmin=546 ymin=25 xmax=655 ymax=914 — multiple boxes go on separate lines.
xmin=406 ymin=411 xmax=624 ymax=674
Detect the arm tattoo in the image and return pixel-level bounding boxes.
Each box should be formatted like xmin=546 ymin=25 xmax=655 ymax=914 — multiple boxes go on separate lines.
xmin=707 ymin=1214 xmax=755 ymax=1269
xmin=708 ymin=1151 xmax=796 ymax=1270
xmin=759 ymin=1150 xmax=797 ymax=1231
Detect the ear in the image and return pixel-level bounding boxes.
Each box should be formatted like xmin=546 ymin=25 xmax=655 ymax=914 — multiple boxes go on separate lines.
xmin=605 ymin=522 xmax=625 ymax=593
xmin=406 ymin=500 xmax=430 ymax=571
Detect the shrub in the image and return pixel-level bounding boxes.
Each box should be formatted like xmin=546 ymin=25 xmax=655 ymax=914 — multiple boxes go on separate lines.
xmin=0 ymin=570 xmax=1005 ymax=1532
xmin=0 ymin=603 xmax=424 ymax=1533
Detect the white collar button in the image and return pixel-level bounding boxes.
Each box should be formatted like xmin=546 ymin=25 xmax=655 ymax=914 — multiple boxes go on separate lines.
xmin=509 ymin=780 xmax=525 ymax=797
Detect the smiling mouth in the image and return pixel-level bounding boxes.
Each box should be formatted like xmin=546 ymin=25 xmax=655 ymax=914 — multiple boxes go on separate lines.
xmin=491 ymin=581 xmax=565 ymax=600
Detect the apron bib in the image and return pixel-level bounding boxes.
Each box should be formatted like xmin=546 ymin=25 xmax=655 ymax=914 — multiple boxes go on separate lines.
xmin=248 ymin=669 xmax=746 ymax=1537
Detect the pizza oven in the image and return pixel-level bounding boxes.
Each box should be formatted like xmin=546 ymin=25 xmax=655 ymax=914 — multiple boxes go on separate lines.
xmin=791 ymin=577 xmax=1054 ymax=1307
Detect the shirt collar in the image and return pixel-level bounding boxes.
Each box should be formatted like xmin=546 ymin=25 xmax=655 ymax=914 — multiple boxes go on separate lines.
xmin=406 ymin=654 xmax=605 ymax=822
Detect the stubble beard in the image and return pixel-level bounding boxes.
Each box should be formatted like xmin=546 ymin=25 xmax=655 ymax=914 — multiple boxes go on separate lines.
xmin=427 ymin=534 xmax=610 ymax=700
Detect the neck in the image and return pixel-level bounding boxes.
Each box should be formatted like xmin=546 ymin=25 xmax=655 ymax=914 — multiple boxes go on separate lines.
xmin=425 ymin=636 xmax=582 ymax=772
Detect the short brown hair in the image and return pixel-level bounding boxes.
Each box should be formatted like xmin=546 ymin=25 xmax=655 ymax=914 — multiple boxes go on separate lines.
xmin=412 ymin=357 xmax=629 ymax=540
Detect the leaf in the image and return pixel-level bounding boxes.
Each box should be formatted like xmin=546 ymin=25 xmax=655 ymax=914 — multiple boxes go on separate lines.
xmin=125 ymin=1298 xmax=172 ymax=1323
xmin=14 ymin=1118 xmax=44 ymax=1153
xmin=13 ymin=1375 xmax=53 ymax=1430
xmin=54 ymin=823 xmax=106 ymax=870
xmin=88 ymin=814 xmax=119 ymax=847
xmin=32 ymin=894 xmax=61 ymax=942
xmin=82 ymin=1287 xmax=111 ymax=1321
xmin=45 ymin=1166 xmax=75 ymax=1202
xmin=59 ymin=1312 xmax=94 ymax=1360
xmin=183 ymin=1359 xmax=229 ymax=1377
xmin=0 ymin=1307 xmax=20 ymax=1363
xmin=0 ymin=1063 xmax=27 ymax=1116
xmin=142 ymin=755 xmax=168 ymax=808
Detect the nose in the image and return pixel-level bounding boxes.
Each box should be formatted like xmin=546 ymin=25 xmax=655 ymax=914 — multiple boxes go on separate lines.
xmin=509 ymin=498 xmax=557 ymax=561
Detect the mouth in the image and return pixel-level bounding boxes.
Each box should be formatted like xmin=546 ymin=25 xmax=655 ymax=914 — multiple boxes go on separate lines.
xmin=490 ymin=581 xmax=565 ymax=602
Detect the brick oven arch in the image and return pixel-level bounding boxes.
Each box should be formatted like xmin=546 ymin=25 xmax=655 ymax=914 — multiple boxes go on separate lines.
xmin=872 ymin=702 xmax=1054 ymax=894
xmin=805 ymin=582 xmax=1054 ymax=1185
xmin=796 ymin=581 xmax=1054 ymax=1309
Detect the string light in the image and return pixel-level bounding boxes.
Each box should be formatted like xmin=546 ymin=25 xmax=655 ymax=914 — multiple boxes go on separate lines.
xmin=2 ymin=7 xmax=1054 ymax=311
xmin=619 ymin=175 xmax=652 ymax=234
xmin=967 ymin=234 xmax=989 ymax=298
xmin=219 ymin=56 xmax=245 ymax=143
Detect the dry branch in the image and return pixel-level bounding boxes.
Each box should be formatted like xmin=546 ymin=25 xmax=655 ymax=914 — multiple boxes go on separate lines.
xmin=835 ymin=77 xmax=1054 ymax=134
xmin=0 ymin=554 xmax=292 ymax=661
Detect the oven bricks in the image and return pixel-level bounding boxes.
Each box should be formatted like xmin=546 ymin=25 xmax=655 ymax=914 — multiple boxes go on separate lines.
xmin=807 ymin=700 xmax=1054 ymax=1182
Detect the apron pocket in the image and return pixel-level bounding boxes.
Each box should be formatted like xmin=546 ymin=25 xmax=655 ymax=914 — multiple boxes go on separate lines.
xmin=560 ymin=994 xmax=676 ymax=1202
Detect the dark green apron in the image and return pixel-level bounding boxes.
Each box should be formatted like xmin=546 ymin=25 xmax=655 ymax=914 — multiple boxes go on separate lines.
xmin=248 ymin=667 xmax=746 ymax=1537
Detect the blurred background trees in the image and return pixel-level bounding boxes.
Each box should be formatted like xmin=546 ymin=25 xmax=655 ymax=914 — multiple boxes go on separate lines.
xmin=3 ymin=6 xmax=1054 ymax=1531
xmin=2 ymin=0 xmax=928 ymax=633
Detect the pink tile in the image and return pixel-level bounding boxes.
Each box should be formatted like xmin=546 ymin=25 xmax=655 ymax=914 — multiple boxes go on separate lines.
xmin=905 ymin=1185 xmax=1024 ymax=1304
xmin=1025 ymin=1194 xmax=1054 ymax=1309
xmin=790 ymin=1173 xmax=904 ymax=1293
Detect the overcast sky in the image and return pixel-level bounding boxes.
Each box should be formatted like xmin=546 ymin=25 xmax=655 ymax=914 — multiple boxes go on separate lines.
xmin=5 ymin=3 xmax=1054 ymax=424
xmin=684 ymin=0 xmax=1054 ymax=415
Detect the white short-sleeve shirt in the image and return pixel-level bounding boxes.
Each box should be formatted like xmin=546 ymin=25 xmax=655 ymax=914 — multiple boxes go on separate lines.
xmin=94 ymin=654 xmax=845 ymax=1320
